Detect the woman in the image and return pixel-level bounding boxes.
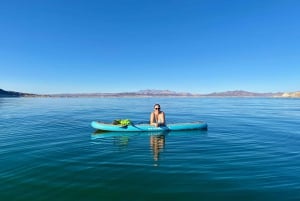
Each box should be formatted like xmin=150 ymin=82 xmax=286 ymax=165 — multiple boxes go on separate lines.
xmin=150 ymin=104 xmax=166 ymax=127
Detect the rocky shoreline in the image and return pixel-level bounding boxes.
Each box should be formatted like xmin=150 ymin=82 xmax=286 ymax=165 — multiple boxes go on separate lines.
xmin=280 ymin=91 xmax=300 ymax=98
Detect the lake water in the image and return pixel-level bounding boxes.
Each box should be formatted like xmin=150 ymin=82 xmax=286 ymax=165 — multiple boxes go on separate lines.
xmin=1 ymin=97 xmax=300 ymax=201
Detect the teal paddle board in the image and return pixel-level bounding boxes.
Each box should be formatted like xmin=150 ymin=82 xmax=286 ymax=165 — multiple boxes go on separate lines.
xmin=91 ymin=121 xmax=208 ymax=132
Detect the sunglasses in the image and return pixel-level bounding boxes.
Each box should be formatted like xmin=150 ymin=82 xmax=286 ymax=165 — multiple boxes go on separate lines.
xmin=155 ymin=108 xmax=160 ymax=110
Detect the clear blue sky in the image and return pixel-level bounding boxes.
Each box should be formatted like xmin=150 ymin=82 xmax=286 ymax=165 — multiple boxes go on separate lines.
xmin=1 ymin=0 xmax=299 ymax=94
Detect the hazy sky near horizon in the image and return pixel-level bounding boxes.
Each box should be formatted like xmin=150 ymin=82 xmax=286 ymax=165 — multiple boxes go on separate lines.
xmin=1 ymin=0 xmax=299 ymax=94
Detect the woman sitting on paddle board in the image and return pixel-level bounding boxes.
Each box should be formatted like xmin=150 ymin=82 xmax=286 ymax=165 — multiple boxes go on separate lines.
xmin=150 ymin=104 xmax=166 ymax=127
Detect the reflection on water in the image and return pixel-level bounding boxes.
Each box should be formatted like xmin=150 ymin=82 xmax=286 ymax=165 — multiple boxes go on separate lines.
xmin=91 ymin=130 xmax=169 ymax=163
xmin=150 ymin=134 xmax=165 ymax=162
xmin=113 ymin=136 xmax=130 ymax=149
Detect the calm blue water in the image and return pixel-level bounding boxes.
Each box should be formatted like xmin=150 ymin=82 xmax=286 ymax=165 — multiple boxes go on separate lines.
xmin=1 ymin=97 xmax=300 ymax=201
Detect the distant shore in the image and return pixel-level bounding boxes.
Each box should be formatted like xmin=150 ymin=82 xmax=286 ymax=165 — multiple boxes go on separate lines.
xmin=2 ymin=88 xmax=300 ymax=98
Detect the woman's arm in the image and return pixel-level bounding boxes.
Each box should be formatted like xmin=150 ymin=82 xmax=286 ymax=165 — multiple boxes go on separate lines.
xmin=150 ymin=112 xmax=155 ymax=126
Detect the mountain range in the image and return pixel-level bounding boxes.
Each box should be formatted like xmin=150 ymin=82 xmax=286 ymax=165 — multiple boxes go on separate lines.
xmin=1 ymin=88 xmax=299 ymax=98
xmin=0 ymin=89 xmax=36 ymax=97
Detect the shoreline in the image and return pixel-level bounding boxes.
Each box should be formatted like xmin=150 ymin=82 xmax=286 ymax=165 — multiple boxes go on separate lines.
xmin=1 ymin=95 xmax=299 ymax=98
xmin=1 ymin=89 xmax=300 ymax=98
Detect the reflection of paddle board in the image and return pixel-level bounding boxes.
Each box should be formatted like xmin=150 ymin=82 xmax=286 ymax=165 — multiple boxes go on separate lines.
xmin=91 ymin=121 xmax=208 ymax=132
xmin=91 ymin=131 xmax=166 ymax=139
xmin=91 ymin=129 xmax=207 ymax=140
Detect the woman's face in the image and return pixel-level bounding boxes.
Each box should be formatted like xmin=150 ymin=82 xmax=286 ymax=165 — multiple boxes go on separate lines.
xmin=154 ymin=105 xmax=160 ymax=111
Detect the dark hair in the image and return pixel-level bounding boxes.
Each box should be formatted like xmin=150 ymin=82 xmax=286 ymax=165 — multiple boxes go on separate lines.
xmin=154 ymin=104 xmax=161 ymax=108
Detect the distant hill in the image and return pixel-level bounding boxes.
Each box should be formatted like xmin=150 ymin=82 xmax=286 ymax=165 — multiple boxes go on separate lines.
xmin=1 ymin=88 xmax=296 ymax=98
xmin=137 ymin=89 xmax=193 ymax=96
xmin=203 ymin=90 xmax=283 ymax=97
xmin=43 ymin=89 xmax=194 ymax=97
xmin=0 ymin=89 xmax=35 ymax=97
xmin=138 ymin=89 xmax=176 ymax=95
